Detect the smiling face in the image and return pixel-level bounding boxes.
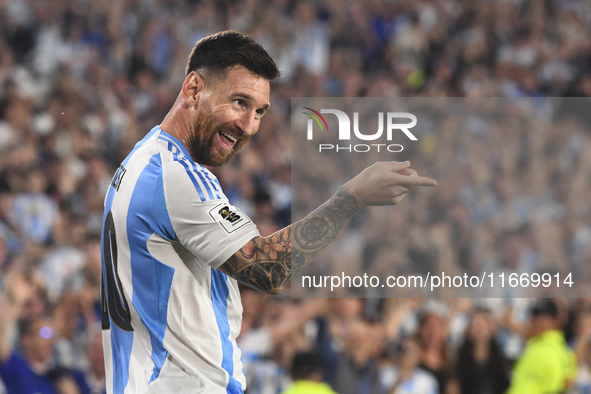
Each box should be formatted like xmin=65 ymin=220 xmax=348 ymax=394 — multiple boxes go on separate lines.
xmin=186 ymin=65 xmax=270 ymax=166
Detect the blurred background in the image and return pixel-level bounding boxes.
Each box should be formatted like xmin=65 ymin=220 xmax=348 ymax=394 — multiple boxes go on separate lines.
xmin=0 ymin=0 xmax=590 ymax=393
xmin=290 ymin=96 xmax=591 ymax=300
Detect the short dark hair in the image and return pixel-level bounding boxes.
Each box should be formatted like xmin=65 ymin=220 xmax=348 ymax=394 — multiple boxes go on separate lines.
xmin=185 ymin=30 xmax=280 ymax=82
xmin=290 ymin=351 xmax=323 ymax=381
xmin=18 ymin=318 xmax=34 ymax=338
xmin=530 ymin=299 xmax=558 ymax=318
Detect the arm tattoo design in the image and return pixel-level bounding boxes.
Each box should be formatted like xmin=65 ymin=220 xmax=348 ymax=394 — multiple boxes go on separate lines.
xmin=219 ymin=188 xmax=363 ymax=294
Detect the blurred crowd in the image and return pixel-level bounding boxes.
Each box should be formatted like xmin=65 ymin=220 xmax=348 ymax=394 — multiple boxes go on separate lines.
xmin=291 ymin=97 xmax=591 ymax=300
xmin=0 ymin=0 xmax=590 ymax=393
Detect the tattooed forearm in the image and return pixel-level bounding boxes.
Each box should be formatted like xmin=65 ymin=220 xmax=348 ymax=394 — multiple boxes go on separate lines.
xmin=218 ymin=188 xmax=363 ymax=295
xmin=291 ymin=188 xmax=362 ymax=273
xmin=219 ymin=229 xmax=291 ymax=294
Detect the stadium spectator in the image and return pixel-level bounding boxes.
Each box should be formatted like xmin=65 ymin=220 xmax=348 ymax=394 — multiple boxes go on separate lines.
xmin=70 ymin=327 xmax=106 ymax=394
xmin=572 ymin=307 xmax=591 ymax=394
xmin=0 ymin=269 xmax=58 ymax=394
xmin=1 ymin=0 xmax=591 ymax=393
xmin=281 ymin=351 xmax=337 ymax=394
xmin=455 ymin=308 xmax=510 ymax=394
xmin=416 ymin=312 xmax=455 ymax=394
xmin=239 ymin=297 xmax=329 ymax=394
xmin=0 ymin=266 xmax=93 ymax=394
xmin=573 ymin=320 xmax=591 ymax=393
xmin=507 ymin=299 xmax=577 ymax=394
xmin=8 ymin=169 xmax=58 ymax=245
xmin=330 ymin=320 xmax=384 ymax=394
xmin=380 ymin=336 xmax=439 ymax=394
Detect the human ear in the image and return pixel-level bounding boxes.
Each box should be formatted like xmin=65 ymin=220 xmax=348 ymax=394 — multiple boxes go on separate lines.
xmin=182 ymin=72 xmax=203 ymax=107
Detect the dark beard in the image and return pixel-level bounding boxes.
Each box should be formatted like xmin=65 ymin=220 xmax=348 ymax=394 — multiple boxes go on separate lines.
xmin=186 ymin=110 xmax=249 ymax=167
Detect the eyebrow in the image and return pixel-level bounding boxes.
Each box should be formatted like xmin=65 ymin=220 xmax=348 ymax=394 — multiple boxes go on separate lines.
xmin=235 ymin=93 xmax=270 ymax=111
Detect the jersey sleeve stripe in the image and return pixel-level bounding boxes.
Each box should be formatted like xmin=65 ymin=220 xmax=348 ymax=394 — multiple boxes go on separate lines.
xmin=199 ymin=165 xmax=222 ymax=199
xmin=161 ymin=135 xmax=218 ymax=200
xmin=158 ymin=128 xmax=191 ymax=158
xmin=194 ymin=168 xmax=216 ymax=200
xmin=158 ymin=131 xmax=223 ymax=202
xmin=185 ymin=159 xmax=218 ymax=201
xmin=164 ymin=140 xmax=207 ymax=202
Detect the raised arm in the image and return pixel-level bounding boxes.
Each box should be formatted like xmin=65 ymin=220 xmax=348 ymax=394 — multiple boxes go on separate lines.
xmin=218 ymin=161 xmax=437 ymax=294
xmin=0 ymin=269 xmax=37 ymax=362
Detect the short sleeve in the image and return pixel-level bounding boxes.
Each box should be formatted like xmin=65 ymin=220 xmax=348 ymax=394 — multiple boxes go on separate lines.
xmin=161 ymin=156 xmax=260 ymax=269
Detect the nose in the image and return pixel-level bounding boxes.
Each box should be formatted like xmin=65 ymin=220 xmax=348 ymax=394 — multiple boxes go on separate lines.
xmin=236 ymin=110 xmax=259 ymax=137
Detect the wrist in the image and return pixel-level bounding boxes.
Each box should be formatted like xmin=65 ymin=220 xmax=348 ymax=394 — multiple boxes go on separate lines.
xmin=339 ymin=181 xmax=364 ymax=211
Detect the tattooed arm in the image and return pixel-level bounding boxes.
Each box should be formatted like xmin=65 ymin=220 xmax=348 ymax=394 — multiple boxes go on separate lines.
xmin=218 ymin=188 xmax=362 ymax=294
xmin=218 ymin=161 xmax=437 ymax=295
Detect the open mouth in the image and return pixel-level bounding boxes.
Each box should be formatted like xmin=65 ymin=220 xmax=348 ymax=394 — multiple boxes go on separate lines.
xmin=218 ymin=130 xmax=237 ymax=149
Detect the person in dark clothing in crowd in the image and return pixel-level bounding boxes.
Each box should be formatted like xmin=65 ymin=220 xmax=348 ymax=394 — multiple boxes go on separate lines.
xmin=331 ymin=320 xmax=384 ymax=394
xmin=1 ymin=316 xmax=59 ymax=394
xmin=0 ymin=270 xmax=83 ymax=394
xmin=0 ymin=269 xmax=59 ymax=394
xmin=417 ymin=312 xmax=455 ymax=394
xmin=456 ymin=308 xmax=510 ymax=394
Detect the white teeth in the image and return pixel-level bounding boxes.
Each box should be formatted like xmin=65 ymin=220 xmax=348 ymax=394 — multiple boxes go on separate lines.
xmin=220 ymin=131 xmax=237 ymax=143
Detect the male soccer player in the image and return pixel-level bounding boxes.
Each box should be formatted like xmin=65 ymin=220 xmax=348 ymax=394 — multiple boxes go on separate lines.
xmin=100 ymin=30 xmax=437 ymax=394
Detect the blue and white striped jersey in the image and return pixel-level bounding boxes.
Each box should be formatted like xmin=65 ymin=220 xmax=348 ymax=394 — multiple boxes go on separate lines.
xmin=100 ymin=126 xmax=259 ymax=394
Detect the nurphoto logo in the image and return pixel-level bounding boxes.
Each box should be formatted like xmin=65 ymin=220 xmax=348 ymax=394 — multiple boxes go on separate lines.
xmin=302 ymin=107 xmax=418 ymax=153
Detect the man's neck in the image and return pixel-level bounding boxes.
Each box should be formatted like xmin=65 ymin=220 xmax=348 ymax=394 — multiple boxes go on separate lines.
xmin=160 ymin=93 xmax=191 ymax=144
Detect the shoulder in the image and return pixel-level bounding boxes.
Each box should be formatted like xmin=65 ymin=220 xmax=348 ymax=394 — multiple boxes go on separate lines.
xmin=155 ymin=131 xmax=225 ymax=203
xmin=1 ymin=351 xmax=27 ymax=368
xmin=119 ymin=126 xmax=225 ymax=204
xmin=519 ymin=343 xmax=553 ymax=367
xmin=526 ymin=333 xmax=570 ymax=360
xmin=0 ymin=351 xmax=32 ymax=377
xmin=517 ymin=337 xmax=571 ymax=375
